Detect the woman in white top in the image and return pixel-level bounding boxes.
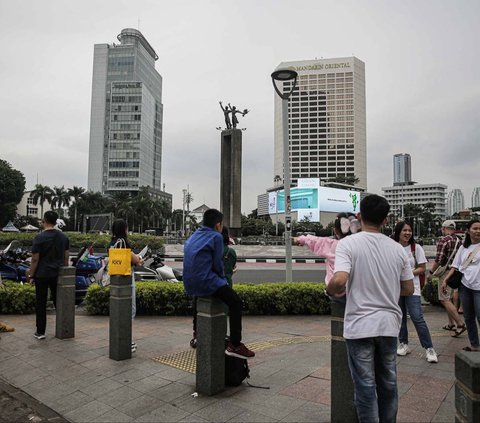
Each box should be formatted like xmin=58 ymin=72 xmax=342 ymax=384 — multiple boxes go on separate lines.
xmin=393 ymin=221 xmax=438 ymax=363
xmin=443 ymin=220 xmax=480 ymax=352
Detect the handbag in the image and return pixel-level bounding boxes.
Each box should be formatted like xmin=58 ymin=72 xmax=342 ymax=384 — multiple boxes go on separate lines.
xmin=447 ymin=269 xmax=463 ymax=289
xmin=446 ymin=244 xmax=480 ymax=289
xmin=433 ymin=237 xmax=460 ymax=277
xmin=108 ymin=238 xmax=132 ymax=276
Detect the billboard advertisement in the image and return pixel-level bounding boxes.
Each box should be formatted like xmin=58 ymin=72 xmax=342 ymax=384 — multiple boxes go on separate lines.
xmin=317 ymin=186 xmax=360 ymax=214
xmin=268 ymin=179 xmax=360 ymax=220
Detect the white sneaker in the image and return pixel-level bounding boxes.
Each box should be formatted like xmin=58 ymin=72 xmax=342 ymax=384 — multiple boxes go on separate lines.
xmin=397 ymin=343 xmax=411 ymax=356
xmin=426 ymin=348 xmax=438 ymax=363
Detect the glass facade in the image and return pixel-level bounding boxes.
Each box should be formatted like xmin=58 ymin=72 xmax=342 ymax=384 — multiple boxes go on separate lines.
xmin=88 ymin=29 xmax=164 ymax=197
xmin=274 ymin=57 xmax=366 ymax=188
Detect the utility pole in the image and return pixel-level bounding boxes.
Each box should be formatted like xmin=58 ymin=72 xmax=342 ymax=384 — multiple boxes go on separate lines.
xmin=182 ymin=189 xmax=187 ymax=237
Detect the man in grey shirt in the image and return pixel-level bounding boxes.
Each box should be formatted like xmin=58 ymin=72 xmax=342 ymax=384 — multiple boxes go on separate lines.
xmin=328 ymin=195 xmax=414 ymax=423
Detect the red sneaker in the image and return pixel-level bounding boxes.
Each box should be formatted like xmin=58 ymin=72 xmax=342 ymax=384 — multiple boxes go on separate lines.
xmin=225 ymin=341 xmax=255 ymax=359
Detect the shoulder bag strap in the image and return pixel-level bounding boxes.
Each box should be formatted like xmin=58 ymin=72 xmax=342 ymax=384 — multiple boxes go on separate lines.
xmin=445 ymin=237 xmax=459 ymax=267
xmin=461 ymin=244 xmax=480 ymax=269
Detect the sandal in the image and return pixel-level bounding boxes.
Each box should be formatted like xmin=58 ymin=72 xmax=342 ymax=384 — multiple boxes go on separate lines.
xmin=452 ymin=324 xmax=467 ymax=337
xmin=442 ymin=324 xmax=456 ymax=331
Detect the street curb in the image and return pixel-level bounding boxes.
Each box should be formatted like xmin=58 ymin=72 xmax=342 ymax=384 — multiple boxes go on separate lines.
xmin=163 ymin=256 xmax=326 ymax=264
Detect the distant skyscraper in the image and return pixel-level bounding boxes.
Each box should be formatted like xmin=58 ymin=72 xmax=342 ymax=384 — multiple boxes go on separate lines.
xmin=88 ymin=28 xmax=170 ymax=204
xmin=393 ymin=153 xmax=412 ymax=186
xmin=273 ymin=57 xmax=366 ymax=188
xmin=472 ymin=187 xmax=480 ymax=208
xmin=448 ymin=189 xmax=465 ymax=216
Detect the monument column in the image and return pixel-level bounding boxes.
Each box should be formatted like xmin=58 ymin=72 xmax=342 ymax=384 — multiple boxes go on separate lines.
xmin=220 ymin=128 xmax=242 ymax=237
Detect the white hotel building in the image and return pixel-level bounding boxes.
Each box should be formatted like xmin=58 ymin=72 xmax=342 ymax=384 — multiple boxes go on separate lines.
xmin=273 ymin=57 xmax=367 ymax=189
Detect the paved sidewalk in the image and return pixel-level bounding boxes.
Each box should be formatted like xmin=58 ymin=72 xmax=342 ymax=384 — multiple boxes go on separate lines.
xmin=0 ymin=306 xmax=462 ymax=422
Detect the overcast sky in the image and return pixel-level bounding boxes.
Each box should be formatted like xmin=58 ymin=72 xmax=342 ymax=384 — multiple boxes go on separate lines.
xmin=1 ymin=0 xmax=479 ymax=214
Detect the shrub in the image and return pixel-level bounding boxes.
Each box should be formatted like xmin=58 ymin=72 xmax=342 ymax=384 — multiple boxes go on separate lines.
xmin=84 ymin=281 xmax=330 ymax=316
xmin=0 ymin=232 xmax=164 ymax=251
xmin=0 ymin=281 xmax=36 ymax=314
xmin=421 ymin=277 xmax=440 ymax=306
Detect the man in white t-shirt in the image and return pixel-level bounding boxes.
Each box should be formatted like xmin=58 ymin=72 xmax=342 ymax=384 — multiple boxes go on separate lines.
xmin=328 ymin=195 xmax=414 ymax=423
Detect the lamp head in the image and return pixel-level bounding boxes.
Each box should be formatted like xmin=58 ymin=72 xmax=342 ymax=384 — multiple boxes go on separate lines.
xmin=271 ymin=68 xmax=298 ymax=100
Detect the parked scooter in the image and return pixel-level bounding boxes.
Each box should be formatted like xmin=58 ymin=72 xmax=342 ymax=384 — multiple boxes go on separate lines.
xmin=0 ymin=241 xmax=29 ymax=283
xmin=133 ymin=248 xmax=182 ymax=282
xmin=71 ymin=246 xmax=103 ymax=304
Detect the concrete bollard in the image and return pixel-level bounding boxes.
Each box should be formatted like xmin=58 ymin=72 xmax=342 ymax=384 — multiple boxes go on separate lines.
xmin=330 ymin=301 xmax=358 ymax=423
xmin=196 ymin=297 xmax=226 ymax=395
xmin=455 ymin=351 xmax=480 ymax=422
xmin=55 ymin=266 xmax=76 ymax=339
xmin=109 ymin=275 xmax=132 ymax=361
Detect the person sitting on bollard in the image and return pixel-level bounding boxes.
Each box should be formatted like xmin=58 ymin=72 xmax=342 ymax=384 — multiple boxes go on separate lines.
xmin=442 ymin=219 xmax=480 ymax=352
xmin=109 ymin=219 xmax=144 ymax=353
xmin=393 ymin=221 xmax=438 ymax=363
xmin=328 ymin=194 xmax=414 ymax=423
xmin=293 ymin=212 xmax=360 ymax=303
xmin=27 ymin=211 xmax=70 ymax=340
xmin=183 ymin=208 xmax=255 ymax=359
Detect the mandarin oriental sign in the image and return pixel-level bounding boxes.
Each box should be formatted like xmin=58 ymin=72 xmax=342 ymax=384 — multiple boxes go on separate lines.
xmin=292 ymin=62 xmax=351 ymax=72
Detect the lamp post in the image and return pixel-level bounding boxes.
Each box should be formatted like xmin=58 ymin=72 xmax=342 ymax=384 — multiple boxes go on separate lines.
xmin=271 ymin=68 xmax=298 ymax=283
xmin=182 ymin=189 xmax=187 ymax=237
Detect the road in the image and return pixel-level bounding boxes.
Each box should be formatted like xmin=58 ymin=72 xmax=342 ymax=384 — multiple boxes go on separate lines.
xmin=169 ymin=261 xmax=326 ymax=284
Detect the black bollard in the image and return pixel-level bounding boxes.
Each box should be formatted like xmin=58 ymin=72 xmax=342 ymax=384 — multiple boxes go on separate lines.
xmin=455 ymin=351 xmax=480 ymax=422
xmin=330 ymin=301 xmax=358 ymax=423
xmin=109 ymin=275 xmax=132 ymax=361
xmin=196 ymin=297 xmax=226 ymax=395
xmin=55 ymin=266 xmax=76 ymax=339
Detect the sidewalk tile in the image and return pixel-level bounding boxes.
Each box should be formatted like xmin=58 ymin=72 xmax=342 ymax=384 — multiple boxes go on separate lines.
xmin=63 ymin=399 xmax=113 ymax=422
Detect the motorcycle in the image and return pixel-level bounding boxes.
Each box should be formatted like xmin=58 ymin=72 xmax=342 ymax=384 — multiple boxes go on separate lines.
xmin=71 ymin=246 xmax=104 ymax=304
xmin=133 ymin=248 xmax=182 ymax=282
xmin=0 ymin=241 xmax=30 ymax=283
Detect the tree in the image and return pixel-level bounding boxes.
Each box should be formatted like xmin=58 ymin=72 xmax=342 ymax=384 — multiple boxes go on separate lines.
xmin=51 ymin=186 xmax=71 ymax=217
xmin=30 ymin=184 xmax=53 ymax=218
xmin=326 ymin=175 xmax=360 ymax=185
xmin=0 ymin=160 xmax=26 ymax=227
xmin=68 ymin=186 xmax=85 ymax=232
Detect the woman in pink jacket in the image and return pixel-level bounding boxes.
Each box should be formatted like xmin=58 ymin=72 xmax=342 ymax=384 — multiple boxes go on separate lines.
xmin=293 ymin=213 xmax=360 ymax=298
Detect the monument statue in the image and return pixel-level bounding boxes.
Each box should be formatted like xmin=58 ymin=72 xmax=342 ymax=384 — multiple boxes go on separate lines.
xmin=219 ymin=101 xmax=249 ymax=129
xmin=219 ymin=101 xmax=232 ymax=129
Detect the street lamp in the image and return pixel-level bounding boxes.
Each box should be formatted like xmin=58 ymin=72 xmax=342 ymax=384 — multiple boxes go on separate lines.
xmin=271 ymin=68 xmax=298 ymax=283
xmin=182 ymin=189 xmax=187 ymax=237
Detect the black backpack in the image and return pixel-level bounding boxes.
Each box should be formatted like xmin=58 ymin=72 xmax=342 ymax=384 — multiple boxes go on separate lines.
xmin=225 ymin=355 xmax=249 ymax=386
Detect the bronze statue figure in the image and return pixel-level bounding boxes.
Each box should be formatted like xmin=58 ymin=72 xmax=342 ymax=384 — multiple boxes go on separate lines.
xmin=219 ymin=101 xmax=249 ymax=129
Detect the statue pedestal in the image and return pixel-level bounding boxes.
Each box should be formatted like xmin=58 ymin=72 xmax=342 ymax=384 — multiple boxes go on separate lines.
xmin=220 ymin=129 xmax=242 ymax=236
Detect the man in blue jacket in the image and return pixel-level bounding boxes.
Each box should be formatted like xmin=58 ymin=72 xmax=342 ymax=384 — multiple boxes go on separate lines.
xmin=183 ymin=208 xmax=254 ymax=359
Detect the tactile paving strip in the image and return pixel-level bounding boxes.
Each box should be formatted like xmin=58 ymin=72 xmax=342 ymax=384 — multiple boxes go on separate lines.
xmin=152 ymin=331 xmax=452 ymax=374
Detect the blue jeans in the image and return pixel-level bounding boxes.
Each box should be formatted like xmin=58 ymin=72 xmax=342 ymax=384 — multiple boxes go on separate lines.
xmin=399 ymin=295 xmax=433 ymax=349
xmin=459 ymin=284 xmax=480 ymax=348
xmin=346 ymin=337 xmax=398 ymax=423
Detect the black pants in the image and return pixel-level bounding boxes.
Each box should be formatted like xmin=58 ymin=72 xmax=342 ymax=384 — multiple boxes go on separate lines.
xmin=192 ymin=284 xmax=243 ymax=346
xmin=35 ymin=277 xmax=57 ymax=335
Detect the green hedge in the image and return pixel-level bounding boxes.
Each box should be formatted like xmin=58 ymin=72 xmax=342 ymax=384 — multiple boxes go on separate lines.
xmin=0 ymin=281 xmax=36 ymax=314
xmin=421 ymin=278 xmax=440 ymax=305
xmin=0 ymin=232 xmax=164 ymax=251
xmin=84 ymin=282 xmax=331 ymax=316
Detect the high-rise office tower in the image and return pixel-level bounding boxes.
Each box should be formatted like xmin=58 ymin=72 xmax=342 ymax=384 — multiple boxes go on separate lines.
xmin=273 ymin=57 xmax=366 ymax=188
xmin=448 ymin=189 xmax=465 ymax=216
xmin=393 ymin=153 xmax=412 ymax=185
xmin=472 ymin=187 xmax=480 ymax=208
xmin=88 ymin=28 xmax=169 ymax=203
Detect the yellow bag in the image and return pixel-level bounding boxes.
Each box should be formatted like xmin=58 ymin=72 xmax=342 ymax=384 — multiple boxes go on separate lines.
xmin=108 ymin=239 xmax=131 ymax=276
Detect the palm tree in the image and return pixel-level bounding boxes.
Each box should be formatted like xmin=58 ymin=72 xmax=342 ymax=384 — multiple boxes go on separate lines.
xmin=51 ymin=186 xmax=71 ymax=217
xmin=68 ymin=186 xmax=85 ymax=232
xmin=30 ymin=184 xmax=53 ymax=217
